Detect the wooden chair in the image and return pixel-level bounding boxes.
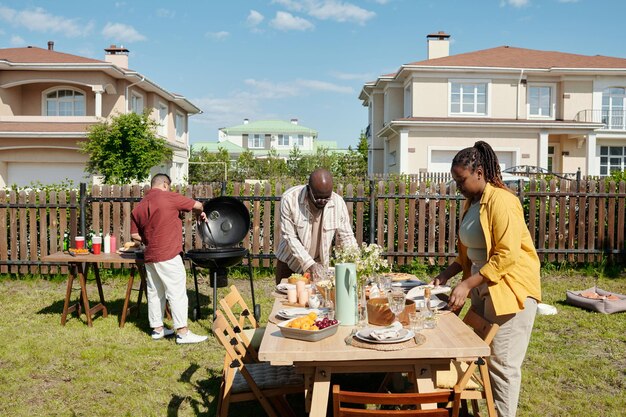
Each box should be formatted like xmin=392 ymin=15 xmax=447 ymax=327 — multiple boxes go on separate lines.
xmin=212 ymin=311 xmax=303 ymax=417
xmin=219 ymin=284 xmax=265 ymax=362
xmin=435 ymin=307 xmax=499 ymax=417
xmin=332 ymin=384 xmax=454 ymax=416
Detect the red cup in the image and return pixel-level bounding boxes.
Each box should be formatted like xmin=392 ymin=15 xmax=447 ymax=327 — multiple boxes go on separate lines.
xmin=75 ymin=236 xmax=85 ymax=249
xmin=92 ymin=236 xmax=102 ymax=254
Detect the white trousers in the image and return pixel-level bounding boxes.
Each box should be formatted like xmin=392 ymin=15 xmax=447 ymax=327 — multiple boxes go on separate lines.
xmin=144 ymin=255 xmax=188 ymax=330
xmin=470 ymin=282 xmax=537 ymax=417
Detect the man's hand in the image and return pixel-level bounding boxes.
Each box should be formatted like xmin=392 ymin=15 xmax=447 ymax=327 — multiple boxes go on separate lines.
xmin=431 ymin=274 xmax=448 ymax=287
xmin=308 ymin=263 xmax=326 ymax=282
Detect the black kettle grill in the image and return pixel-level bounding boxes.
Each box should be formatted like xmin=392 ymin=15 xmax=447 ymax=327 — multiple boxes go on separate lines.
xmin=184 ymin=196 xmax=259 ymax=321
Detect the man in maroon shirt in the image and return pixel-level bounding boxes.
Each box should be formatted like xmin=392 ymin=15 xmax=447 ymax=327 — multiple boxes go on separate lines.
xmin=131 ymin=173 xmax=208 ymax=344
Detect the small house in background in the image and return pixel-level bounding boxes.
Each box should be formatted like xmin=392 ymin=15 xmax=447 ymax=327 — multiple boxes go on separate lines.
xmin=194 ymin=118 xmax=347 ymax=160
xmin=0 ymin=42 xmax=201 ymax=187
xmin=360 ymin=32 xmax=626 ymax=177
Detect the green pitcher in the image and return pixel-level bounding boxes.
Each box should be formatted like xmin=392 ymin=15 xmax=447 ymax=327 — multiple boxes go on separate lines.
xmin=334 ymin=262 xmax=357 ymax=326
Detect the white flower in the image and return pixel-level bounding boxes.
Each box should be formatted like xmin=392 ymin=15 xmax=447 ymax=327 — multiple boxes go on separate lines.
xmin=333 ymin=243 xmax=389 ymax=285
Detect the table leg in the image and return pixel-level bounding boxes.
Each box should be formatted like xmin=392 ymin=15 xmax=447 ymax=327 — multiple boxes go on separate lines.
xmin=412 ymin=364 xmax=437 ymax=410
xmin=61 ymin=265 xmax=76 ymax=325
xmin=309 ymin=366 xmax=331 ymax=417
xmin=480 ymin=361 xmax=497 ymax=417
xmin=120 ymin=267 xmax=136 ymax=328
xmin=77 ymin=263 xmax=93 ymax=327
xmin=93 ymin=265 xmax=108 ymax=319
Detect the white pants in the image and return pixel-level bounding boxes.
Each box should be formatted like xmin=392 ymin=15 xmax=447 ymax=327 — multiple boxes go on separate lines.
xmin=470 ymin=282 xmax=537 ymax=417
xmin=144 ymin=255 xmax=188 ymax=330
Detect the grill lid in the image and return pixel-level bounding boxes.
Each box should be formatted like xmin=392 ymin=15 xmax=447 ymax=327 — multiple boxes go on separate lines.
xmin=197 ymin=196 xmax=250 ymax=247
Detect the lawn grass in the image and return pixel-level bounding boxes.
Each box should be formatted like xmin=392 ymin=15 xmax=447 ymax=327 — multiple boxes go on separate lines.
xmin=0 ymin=268 xmax=624 ymax=416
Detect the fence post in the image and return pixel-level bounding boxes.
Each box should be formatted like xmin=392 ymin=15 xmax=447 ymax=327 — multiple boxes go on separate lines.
xmin=369 ymin=179 xmax=375 ymax=244
xmin=221 ymin=181 xmax=227 ymax=196
xmin=79 ymin=182 xmax=86 ymax=237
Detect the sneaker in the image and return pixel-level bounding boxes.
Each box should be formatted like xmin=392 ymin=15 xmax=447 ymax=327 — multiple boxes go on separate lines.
xmin=176 ymin=330 xmax=208 ymax=344
xmin=151 ymin=327 xmax=175 ymax=340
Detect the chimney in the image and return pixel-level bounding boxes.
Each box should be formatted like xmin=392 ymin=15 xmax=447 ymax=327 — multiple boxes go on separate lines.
xmin=47 ymin=41 xmax=54 ymax=51
xmin=243 ymin=118 xmax=249 ymax=125
xmin=426 ymin=31 xmax=450 ymax=60
xmin=104 ymin=44 xmax=130 ymax=69
xmin=290 ymin=118 xmax=298 ymax=125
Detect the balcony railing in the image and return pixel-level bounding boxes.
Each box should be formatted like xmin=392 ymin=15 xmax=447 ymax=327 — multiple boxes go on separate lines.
xmin=575 ymin=109 xmax=626 ymax=130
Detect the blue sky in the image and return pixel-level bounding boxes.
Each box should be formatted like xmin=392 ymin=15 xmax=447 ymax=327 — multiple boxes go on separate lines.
xmin=1 ymin=0 xmax=625 ymax=149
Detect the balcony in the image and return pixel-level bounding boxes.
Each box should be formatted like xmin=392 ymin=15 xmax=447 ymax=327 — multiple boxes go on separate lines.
xmin=575 ymin=109 xmax=626 ymax=130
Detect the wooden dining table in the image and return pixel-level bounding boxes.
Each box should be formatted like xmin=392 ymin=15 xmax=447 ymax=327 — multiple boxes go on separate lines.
xmin=258 ymin=296 xmax=492 ymax=417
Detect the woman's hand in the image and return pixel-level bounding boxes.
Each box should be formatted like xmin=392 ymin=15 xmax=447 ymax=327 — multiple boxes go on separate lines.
xmin=448 ymin=280 xmax=471 ymax=312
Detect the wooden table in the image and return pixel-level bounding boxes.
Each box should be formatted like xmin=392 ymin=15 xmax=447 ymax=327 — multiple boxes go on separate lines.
xmin=43 ymin=251 xmax=146 ymax=327
xmin=258 ymin=298 xmax=492 ymax=417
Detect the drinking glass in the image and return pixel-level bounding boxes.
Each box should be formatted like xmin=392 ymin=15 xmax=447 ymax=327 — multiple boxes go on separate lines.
xmin=408 ymin=311 xmax=423 ymax=332
xmin=387 ymin=288 xmax=406 ymax=323
xmin=378 ymin=275 xmax=392 ymax=297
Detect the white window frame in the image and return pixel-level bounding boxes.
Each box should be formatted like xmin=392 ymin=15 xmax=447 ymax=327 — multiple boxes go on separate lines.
xmin=403 ymin=83 xmax=412 ymax=118
xmin=277 ymin=134 xmax=290 ymax=148
xmin=602 ymin=87 xmax=626 ymax=130
xmin=294 ymin=134 xmax=304 ymax=147
xmin=157 ymin=101 xmax=168 ymax=137
xmin=175 ymin=111 xmax=185 ymax=142
xmin=599 ymin=145 xmax=626 ymax=176
xmin=130 ymin=91 xmax=144 ymax=114
xmin=388 ymin=150 xmax=397 ymax=167
xmin=527 ymin=83 xmax=556 ymax=119
xmin=248 ymin=134 xmax=264 ymax=149
xmin=42 ymin=86 xmax=86 ymax=116
xmin=448 ymin=79 xmax=491 ymax=117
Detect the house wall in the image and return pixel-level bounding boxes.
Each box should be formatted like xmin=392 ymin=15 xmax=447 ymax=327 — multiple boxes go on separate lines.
xmin=383 ymin=85 xmax=403 ymax=125
xmin=21 ymin=82 xmax=96 ymax=116
xmin=562 ymin=79 xmax=593 ymax=120
xmin=490 ymin=79 xmax=519 ymax=119
xmin=0 ymin=85 xmax=22 ymax=115
xmin=412 ymin=77 xmax=447 ymax=117
xmin=371 ymin=91 xmax=386 ymax=174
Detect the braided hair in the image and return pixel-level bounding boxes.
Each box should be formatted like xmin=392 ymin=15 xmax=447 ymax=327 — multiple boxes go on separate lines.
xmin=452 ymin=141 xmax=506 ymax=189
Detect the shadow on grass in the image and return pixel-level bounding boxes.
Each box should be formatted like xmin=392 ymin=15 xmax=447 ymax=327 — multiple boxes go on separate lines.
xmin=167 ymin=363 xmax=222 ymax=417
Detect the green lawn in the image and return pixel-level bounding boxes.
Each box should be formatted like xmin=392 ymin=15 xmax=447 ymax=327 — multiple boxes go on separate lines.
xmin=0 ymin=268 xmax=624 ymax=416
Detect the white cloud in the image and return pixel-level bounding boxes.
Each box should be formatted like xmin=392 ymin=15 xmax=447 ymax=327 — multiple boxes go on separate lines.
xmin=10 ymin=35 xmax=25 ymax=46
xmin=296 ymin=79 xmax=353 ymax=93
xmin=247 ymin=10 xmax=264 ymax=27
xmin=330 ymin=71 xmax=375 ymax=81
xmin=205 ymin=31 xmax=230 ymax=40
xmin=102 ymin=22 xmax=146 ymax=42
xmin=0 ymin=6 xmax=92 ymax=37
xmin=270 ymin=11 xmax=314 ymax=31
xmin=156 ymin=8 xmax=175 ymax=18
xmin=244 ymin=78 xmax=353 ymax=98
xmin=272 ymin=0 xmax=375 ymax=25
xmin=501 ymin=0 xmax=530 ymax=7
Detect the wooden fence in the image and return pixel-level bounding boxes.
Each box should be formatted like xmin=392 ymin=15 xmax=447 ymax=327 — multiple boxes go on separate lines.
xmin=1 ymin=179 xmax=625 ymax=275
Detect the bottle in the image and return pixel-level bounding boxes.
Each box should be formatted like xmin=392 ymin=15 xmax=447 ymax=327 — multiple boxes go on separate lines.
xmin=63 ymin=231 xmax=70 ymax=251
xmin=423 ymin=287 xmax=436 ymax=329
xmin=104 ymin=234 xmax=111 ymax=253
xmin=109 ymin=234 xmax=117 ymax=253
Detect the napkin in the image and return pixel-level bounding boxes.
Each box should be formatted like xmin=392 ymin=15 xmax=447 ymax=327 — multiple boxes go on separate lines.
xmin=369 ymin=322 xmax=403 ymax=341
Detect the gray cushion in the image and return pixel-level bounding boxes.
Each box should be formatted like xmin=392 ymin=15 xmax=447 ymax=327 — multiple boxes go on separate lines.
xmin=565 ymin=287 xmax=626 ymax=314
xmin=231 ymin=363 xmax=303 ymax=394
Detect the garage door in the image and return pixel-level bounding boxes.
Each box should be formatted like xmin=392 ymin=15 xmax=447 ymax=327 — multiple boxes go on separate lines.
xmin=7 ymin=163 xmax=89 ymax=187
xmin=430 ymin=150 xmax=515 ymax=172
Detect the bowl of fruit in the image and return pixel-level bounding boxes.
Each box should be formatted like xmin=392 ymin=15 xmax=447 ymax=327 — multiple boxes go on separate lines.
xmin=277 ymin=312 xmax=340 ymax=342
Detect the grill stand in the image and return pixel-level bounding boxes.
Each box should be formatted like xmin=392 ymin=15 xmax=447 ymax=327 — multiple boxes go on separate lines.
xmin=190 ymin=252 xmax=259 ymax=322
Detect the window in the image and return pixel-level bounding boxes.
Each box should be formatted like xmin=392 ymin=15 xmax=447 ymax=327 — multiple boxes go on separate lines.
xmin=277 ymin=134 xmax=289 ymax=147
xmin=599 ymin=146 xmax=626 ymax=175
xmin=450 ymin=82 xmax=487 ymax=115
xmin=294 ymin=134 xmax=304 ymax=147
xmin=404 ymin=85 xmax=412 ymax=117
xmin=158 ymin=102 xmax=168 ymax=137
xmin=529 ymin=86 xmax=552 ymax=117
xmin=130 ymin=92 xmax=144 ymax=114
xmin=388 ymin=150 xmax=397 ymax=166
xmin=248 ymin=134 xmax=264 ymax=148
xmin=602 ymin=87 xmax=626 ymax=129
xmin=45 ymin=89 xmax=85 ymax=116
xmin=547 ymin=145 xmax=555 ymax=173
xmin=175 ymin=112 xmax=185 ymax=141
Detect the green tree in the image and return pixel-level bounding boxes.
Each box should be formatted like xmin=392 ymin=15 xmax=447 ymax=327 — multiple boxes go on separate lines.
xmin=188 ymin=146 xmax=230 ymax=184
xmin=80 ymin=112 xmax=172 ymax=184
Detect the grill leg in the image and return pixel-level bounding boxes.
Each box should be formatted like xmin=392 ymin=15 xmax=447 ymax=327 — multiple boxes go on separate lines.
xmin=247 ymin=253 xmax=260 ymax=322
xmin=212 ymin=270 xmax=218 ymax=321
xmin=192 ymin=264 xmax=201 ymax=320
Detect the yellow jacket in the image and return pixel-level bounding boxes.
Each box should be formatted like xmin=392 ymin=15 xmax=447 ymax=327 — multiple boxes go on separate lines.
xmin=454 ymin=183 xmax=542 ymax=316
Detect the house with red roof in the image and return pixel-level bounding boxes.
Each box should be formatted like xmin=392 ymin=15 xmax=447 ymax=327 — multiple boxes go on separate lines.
xmin=360 ymin=32 xmax=626 ymax=177
xmin=0 ymin=42 xmax=201 ymax=187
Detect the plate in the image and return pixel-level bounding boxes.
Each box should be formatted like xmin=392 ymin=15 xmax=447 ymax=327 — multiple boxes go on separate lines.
xmin=405 ymin=285 xmax=451 ymax=299
xmin=277 ymin=317 xmax=340 ymax=342
xmin=275 ymin=283 xmax=312 ymax=294
xmin=355 ymin=327 xmax=414 ymax=344
xmin=411 ymin=297 xmax=448 ymax=310
xmin=391 ymin=279 xmax=426 ymax=289
xmin=276 ymin=307 xmax=328 ymax=320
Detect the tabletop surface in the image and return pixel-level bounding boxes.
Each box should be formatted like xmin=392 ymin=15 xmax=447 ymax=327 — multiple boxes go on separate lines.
xmin=43 ymin=251 xmax=143 ymax=264
xmin=258 ymin=297 xmax=490 ymax=366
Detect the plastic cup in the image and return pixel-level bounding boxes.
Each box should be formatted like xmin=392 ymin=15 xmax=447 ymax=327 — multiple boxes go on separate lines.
xmin=75 ymin=236 xmax=85 ymax=249
xmin=409 ymin=311 xmax=424 ymax=332
xmin=92 ymin=236 xmax=102 ymax=255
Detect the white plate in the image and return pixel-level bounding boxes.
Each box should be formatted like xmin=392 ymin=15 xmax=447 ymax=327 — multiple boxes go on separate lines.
xmin=391 ymin=279 xmax=426 ymax=289
xmin=275 ymin=283 xmax=312 ymax=294
xmin=411 ymin=297 xmax=448 ymax=310
xmin=276 ymin=308 xmax=328 ymax=320
xmin=355 ymin=327 xmax=414 ymax=344
xmin=405 ymin=285 xmax=451 ymax=299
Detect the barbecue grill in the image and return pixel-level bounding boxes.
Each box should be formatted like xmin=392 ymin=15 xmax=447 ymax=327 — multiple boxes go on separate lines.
xmin=184 ymin=196 xmax=259 ymax=321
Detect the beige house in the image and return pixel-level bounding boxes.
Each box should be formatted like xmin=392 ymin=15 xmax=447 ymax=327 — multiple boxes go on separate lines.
xmin=360 ymin=32 xmax=626 ymax=177
xmin=0 ymin=42 xmax=201 ymax=187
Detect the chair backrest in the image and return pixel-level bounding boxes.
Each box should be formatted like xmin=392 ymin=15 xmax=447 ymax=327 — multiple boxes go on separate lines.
xmin=212 ymin=310 xmax=250 ymax=367
xmin=332 ymin=385 xmax=453 ymax=417
xmin=219 ymin=285 xmax=260 ymax=361
xmin=462 ymin=307 xmax=499 ymax=345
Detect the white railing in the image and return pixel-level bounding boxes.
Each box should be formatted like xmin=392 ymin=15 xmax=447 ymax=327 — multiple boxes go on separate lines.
xmin=575 ymin=109 xmax=626 ymax=130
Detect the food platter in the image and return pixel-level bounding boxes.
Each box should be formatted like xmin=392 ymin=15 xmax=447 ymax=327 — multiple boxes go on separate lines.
xmin=276 ymin=307 xmax=328 ymax=320
xmin=383 ymin=272 xmax=419 ymax=282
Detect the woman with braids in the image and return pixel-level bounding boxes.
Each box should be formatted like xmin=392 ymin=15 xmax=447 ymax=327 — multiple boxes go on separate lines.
xmin=432 ymin=141 xmax=541 ymax=417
